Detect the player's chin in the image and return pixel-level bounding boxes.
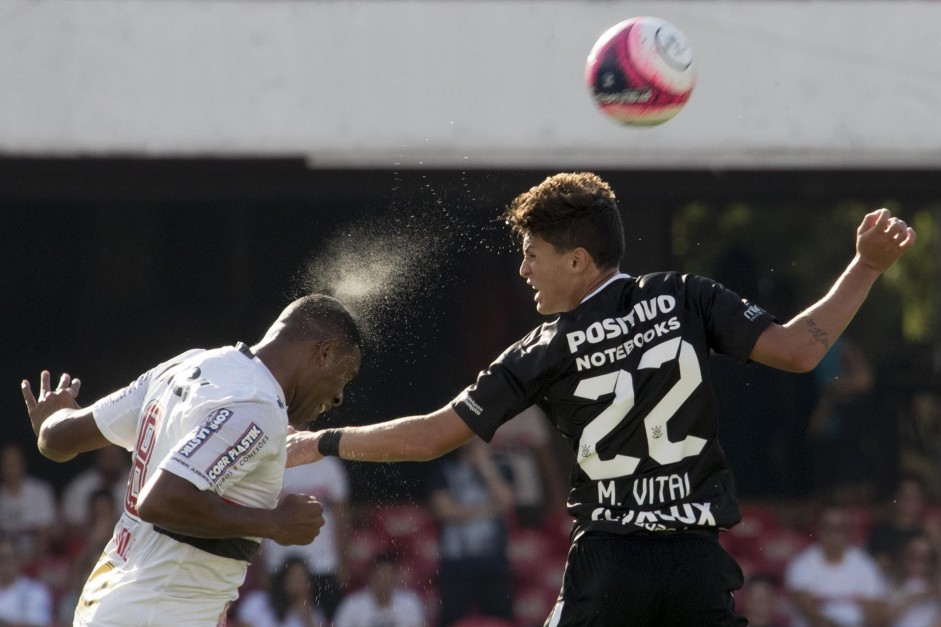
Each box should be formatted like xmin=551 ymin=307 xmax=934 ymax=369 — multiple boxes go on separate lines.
xmin=534 ymin=298 xmax=560 ymax=315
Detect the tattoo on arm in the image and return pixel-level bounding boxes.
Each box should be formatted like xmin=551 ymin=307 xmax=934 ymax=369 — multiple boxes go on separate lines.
xmin=804 ymin=317 xmax=830 ymax=350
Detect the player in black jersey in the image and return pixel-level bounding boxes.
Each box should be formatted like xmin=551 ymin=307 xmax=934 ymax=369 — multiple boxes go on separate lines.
xmin=289 ymin=172 xmax=916 ymax=626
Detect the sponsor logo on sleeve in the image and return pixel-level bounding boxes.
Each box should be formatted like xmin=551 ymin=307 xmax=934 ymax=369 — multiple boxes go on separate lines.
xmin=206 ymin=423 xmax=266 ymax=482
xmin=742 ymin=302 xmax=766 ymax=322
xmin=460 ymin=395 xmax=484 ymax=416
xmin=177 ymin=408 xmax=234 ymax=458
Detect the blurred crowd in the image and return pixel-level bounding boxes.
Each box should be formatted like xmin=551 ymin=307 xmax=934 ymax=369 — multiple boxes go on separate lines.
xmin=3 ymin=376 xmax=941 ymax=626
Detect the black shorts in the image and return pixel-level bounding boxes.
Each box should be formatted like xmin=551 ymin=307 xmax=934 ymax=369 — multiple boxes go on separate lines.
xmin=545 ymin=531 xmax=747 ymax=627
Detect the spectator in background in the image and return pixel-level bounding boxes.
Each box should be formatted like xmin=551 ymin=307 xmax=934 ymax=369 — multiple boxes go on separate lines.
xmin=333 ymin=552 xmax=425 ymax=627
xmin=898 ymin=388 xmax=941 ymax=501
xmin=868 ymin=474 xmax=941 ymax=578
xmin=236 ymin=556 xmax=325 ymax=627
xmin=885 ymin=534 xmax=941 ymax=627
xmin=785 ymin=502 xmax=888 ymax=626
xmin=60 ymin=445 xmax=129 ymax=536
xmin=740 ymin=573 xmax=788 ymax=627
xmin=807 ymin=337 xmax=879 ymax=502
xmin=0 ymin=443 xmax=56 ymax=567
xmin=261 ymin=458 xmax=350 ymax=622
xmin=488 ymin=405 xmax=567 ymax=529
xmin=0 ymin=534 xmax=53 ymax=627
xmin=429 ymin=438 xmax=515 ymax=626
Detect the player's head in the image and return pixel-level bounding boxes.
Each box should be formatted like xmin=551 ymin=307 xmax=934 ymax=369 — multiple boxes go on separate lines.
xmin=259 ymin=294 xmax=362 ymax=428
xmin=504 ymin=172 xmax=625 ymax=269
xmin=503 ymin=172 xmax=625 ymax=314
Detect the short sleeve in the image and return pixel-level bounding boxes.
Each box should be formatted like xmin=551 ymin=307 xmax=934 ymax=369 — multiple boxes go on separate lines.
xmin=451 ymin=328 xmax=558 ymax=442
xmin=158 ymin=401 xmax=281 ymax=494
xmin=686 ymin=274 xmax=775 ymax=362
xmin=91 ymin=349 xmax=204 ymax=450
xmin=91 ymin=374 xmax=152 ymax=451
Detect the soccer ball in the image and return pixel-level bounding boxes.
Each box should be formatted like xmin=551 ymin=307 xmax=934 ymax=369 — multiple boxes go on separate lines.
xmin=585 ymin=16 xmax=696 ymax=126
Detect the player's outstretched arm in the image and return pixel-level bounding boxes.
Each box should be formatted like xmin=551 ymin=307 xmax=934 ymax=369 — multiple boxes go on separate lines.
xmin=750 ymin=208 xmax=916 ymax=372
xmin=137 ymin=469 xmax=325 ymax=546
xmin=286 ymin=405 xmax=476 ymax=467
xmin=21 ymin=370 xmax=111 ymax=462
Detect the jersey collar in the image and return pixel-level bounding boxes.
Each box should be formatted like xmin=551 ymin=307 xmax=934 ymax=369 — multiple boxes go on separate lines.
xmin=580 ymin=272 xmax=632 ymax=304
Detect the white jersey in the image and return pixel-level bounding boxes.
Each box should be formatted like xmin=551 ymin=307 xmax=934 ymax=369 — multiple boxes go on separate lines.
xmin=75 ymin=344 xmax=289 ymax=627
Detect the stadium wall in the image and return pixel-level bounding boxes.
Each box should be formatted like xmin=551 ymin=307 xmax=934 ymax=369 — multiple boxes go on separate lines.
xmin=1 ymin=0 xmax=939 ymax=168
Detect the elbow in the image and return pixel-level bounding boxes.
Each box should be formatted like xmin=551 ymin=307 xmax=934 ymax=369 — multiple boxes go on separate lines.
xmin=37 ymin=425 xmax=76 ymax=463
xmin=136 ymin=480 xmax=175 ymax=526
xmin=136 ymin=492 xmax=169 ymax=526
xmin=787 ymin=353 xmax=822 ymax=374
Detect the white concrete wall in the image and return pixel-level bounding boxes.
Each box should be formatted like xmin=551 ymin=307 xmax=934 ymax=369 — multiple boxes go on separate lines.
xmin=2 ymin=0 xmax=940 ymax=168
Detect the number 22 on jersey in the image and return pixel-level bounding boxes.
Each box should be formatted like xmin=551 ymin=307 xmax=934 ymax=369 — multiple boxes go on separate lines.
xmin=574 ymin=337 xmax=706 ymax=480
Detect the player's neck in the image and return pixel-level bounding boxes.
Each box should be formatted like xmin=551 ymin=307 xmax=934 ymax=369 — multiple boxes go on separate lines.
xmin=570 ymin=268 xmax=619 ymax=309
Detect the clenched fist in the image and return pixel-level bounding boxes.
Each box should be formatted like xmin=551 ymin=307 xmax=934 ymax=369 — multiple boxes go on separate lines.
xmin=270 ymin=493 xmax=325 ymax=546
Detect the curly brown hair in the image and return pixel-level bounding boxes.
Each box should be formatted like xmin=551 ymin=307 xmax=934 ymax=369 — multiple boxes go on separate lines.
xmin=502 ymin=172 xmax=625 ymax=270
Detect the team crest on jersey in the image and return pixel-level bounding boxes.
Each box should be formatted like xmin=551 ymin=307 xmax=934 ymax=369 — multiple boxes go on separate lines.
xmin=206 ymin=423 xmax=265 ymax=481
xmin=177 ymin=408 xmax=235 ymax=458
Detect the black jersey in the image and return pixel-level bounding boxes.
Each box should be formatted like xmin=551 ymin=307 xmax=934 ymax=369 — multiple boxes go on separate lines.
xmin=451 ymin=272 xmax=775 ymax=537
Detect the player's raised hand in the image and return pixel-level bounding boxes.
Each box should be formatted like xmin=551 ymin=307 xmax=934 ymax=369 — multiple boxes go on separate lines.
xmin=270 ymin=493 xmax=325 ymax=546
xmin=856 ymin=208 xmax=917 ymax=274
xmin=21 ymin=370 xmax=82 ymax=437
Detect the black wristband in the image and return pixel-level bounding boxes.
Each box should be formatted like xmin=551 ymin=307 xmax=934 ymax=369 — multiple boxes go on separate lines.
xmin=317 ymin=429 xmax=342 ymax=457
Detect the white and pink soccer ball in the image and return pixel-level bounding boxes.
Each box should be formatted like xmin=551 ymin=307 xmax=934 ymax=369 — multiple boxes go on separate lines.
xmin=586 ymin=16 xmax=696 ymax=126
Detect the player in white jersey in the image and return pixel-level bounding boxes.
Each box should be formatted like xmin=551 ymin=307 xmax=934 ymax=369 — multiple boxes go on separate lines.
xmin=21 ymin=294 xmax=362 ymax=627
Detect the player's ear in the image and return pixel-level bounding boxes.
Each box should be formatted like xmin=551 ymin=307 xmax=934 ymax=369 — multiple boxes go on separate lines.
xmin=312 ymin=338 xmax=340 ymax=366
xmin=570 ymin=247 xmax=593 ymax=271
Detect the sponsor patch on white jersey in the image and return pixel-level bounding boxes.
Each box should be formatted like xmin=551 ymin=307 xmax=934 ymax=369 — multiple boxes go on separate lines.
xmin=177 ymin=408 xmax=235 ymax=458
xmin=206 ymin=423 xmax=265 ymax=482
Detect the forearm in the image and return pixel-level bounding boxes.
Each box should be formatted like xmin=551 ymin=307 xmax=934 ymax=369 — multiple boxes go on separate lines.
xmin=138 ymin=472 xmax=276 ymax=539
xmin=752 ymin=257 xmax=880 ymax=372
xmin=783 ymin=257 xmax=879 ymax=361
xmin=337 ymin=416 xmax=451 ymax=462
xmin=288 ymin=405 xmax=475 ymax=466
xmin=38 ymin=408 xmax=111 ymax=462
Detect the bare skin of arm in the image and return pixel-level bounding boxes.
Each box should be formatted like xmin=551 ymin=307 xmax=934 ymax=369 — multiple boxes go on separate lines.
xmin=21 ymin=371 xmax=110 ymax=462
xmin=287 ymin=405 xmax=475 ymax=467
xmin=750 ymin=208 xmax=916 ymax=372
xmin=137 ymin=470 xmax=324 ymax=546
